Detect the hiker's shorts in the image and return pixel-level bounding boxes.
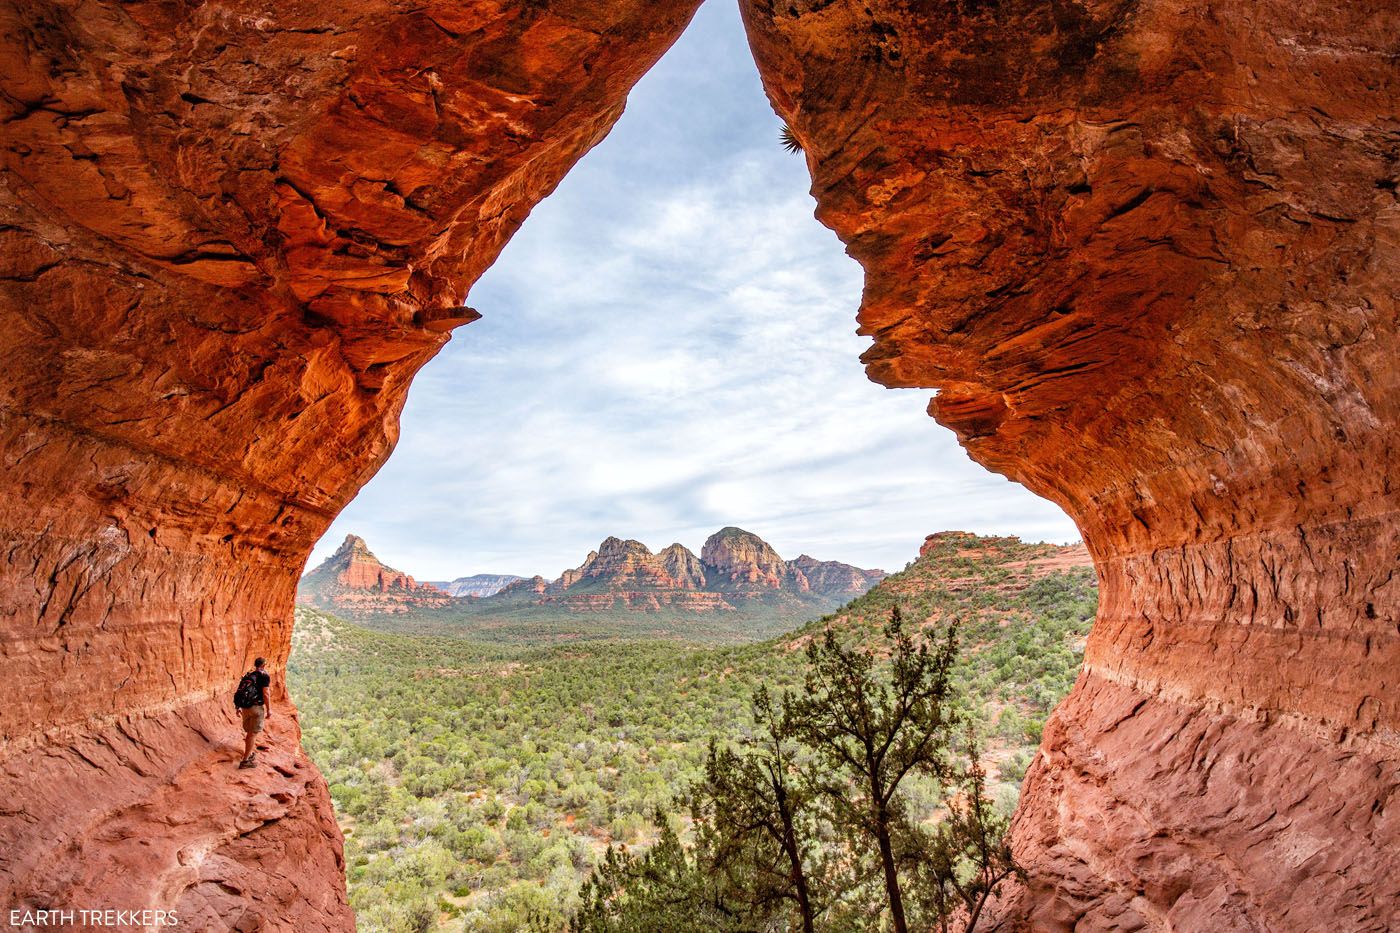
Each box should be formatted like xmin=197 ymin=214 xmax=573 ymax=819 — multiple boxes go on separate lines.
xmin=240 ymin=706 xmax=266 ymax=734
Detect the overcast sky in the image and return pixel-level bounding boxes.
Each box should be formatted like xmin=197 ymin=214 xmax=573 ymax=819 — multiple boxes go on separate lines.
xmin=304 ymin=2 xmax=1079 ymax=581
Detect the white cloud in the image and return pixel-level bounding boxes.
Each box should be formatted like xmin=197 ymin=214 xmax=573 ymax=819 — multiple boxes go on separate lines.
xmin=306 ymin=1 xmax=1080 ymax=581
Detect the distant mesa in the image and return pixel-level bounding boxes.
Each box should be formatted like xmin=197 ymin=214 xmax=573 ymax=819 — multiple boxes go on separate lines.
xmin=297 ymin=528 xmax=887 ymax=619
xmin=426 ymin=574 xmax=524 ymax=598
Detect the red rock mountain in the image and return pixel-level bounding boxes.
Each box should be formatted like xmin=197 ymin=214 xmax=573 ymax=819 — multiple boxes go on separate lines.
xmin=658 ymin=542 xmax=708 ymax=590
xmin=701 ymin=526 xmax=807 ymax=591
xmin=298 ymin=535 xmax=450 ymax=615
xmin=296 ymin=530 xmax=886 ymax=619
xmin=789 ymin=554 xmax=888 ymax=599
xmin=487 ymin=527 xmax=885 ymax=614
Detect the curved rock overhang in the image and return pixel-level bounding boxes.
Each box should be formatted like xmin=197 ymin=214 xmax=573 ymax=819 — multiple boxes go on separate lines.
xmin=1 ymin=0 xmax=1396 ymax=928
xmin=741 ymin=0 xmax=1399 ymax=928
xmin=0 ymin=0 xmax=701 ymax=925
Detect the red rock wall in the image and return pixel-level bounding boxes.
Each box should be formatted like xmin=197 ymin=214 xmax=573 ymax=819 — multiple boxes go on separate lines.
xmin=0 ymin=0 xmax=700 ymax=926
xmin=741 ymin=0 xmax=1399 ymax=928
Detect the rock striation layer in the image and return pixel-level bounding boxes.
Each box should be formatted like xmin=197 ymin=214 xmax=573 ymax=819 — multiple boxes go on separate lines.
xmin=742 ymin=0 xmax=1399 ymax=928
xmin=0 ymin=0 xmax=702 ymax=925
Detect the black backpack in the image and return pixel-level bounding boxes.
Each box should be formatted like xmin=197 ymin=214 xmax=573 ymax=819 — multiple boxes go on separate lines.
xmin=234 ymin=671 xmax=263 ymax=709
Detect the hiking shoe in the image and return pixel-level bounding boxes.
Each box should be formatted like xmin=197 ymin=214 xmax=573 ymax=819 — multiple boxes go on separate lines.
xmin=238 ymin=756 xmax=256 ymax=769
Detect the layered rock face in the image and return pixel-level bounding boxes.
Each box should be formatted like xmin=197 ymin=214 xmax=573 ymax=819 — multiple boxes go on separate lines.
xmin=743 ymin=0 xmax=1399 ymax=928
xmin=659 ymin=542 xmax=710 ymax=590
xmin=790 ymin=553 xmax=887 ymax=599
xmin=0 ymin=0 xmax=701 ymax=925
xmin=545 ymin=536 xmax=727 ymax=611
xmin=298 ymin=534 xmax=450 ymax=614
xmin=701 ymin=525 xmax=807 ymax=590
xmin=4 ymin=0 xmax=1396 ymax=925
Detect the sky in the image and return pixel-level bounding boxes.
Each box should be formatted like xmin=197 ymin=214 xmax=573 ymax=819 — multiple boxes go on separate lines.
xmin=304 ymin=2 xmax=1079 ymax=581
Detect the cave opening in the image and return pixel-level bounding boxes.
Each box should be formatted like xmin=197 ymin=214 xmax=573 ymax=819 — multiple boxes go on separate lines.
xmin=283 ymin=4 xmax=1095 ymax=927
xmin=2 ymin=0 xmax=1396 ymax=928
xmin=287 ymin=9 xmax=1091 ymax=921
xmin=305 ymin=0 xmax=1077 ymax=582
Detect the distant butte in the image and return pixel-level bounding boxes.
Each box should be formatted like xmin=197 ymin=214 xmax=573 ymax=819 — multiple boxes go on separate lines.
xmin=297 ymin=535 xmax=451 ymax=615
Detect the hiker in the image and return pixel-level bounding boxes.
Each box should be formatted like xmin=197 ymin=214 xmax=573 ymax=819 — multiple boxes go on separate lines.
xmin=233 ymin=657 xmax=272 ymax=769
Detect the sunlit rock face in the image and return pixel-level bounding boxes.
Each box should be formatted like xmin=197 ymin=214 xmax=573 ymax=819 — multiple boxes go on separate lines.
xmin=0 ymin=0 xmax=701 ymax=924
xmin=298 ymin=534 xmax=452 ymax=615
xmin=701 ymin=525 xmax=806 ymax=590
xmin=659 ymin=542 xmax=711 ymax=590
xmin=490 ymin=530 xmax=884 ymax=612
xmin=742 ymin=0 xmax=1399 ymax=928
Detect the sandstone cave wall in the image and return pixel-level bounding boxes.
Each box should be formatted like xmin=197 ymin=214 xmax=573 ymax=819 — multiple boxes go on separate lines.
xmin=740 ymin=0 xmax=1399 ymax=928
xmin=0 ymin=0 xmax=700 ymax=925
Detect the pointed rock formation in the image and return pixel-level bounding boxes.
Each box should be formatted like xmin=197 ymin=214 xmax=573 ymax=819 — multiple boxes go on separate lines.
xmin=558 ymin=551 xmax=600 ymax=589
xmin=700 ymin=526 xmax=805 ymax=591
xmin=658 ymin=543 xmax=708 ymax=590
xmin=563 ymin=536 xmax=675 ymax=590
xmin=476 ymin=528 xmax=883 ymax=615
xmin=298 ymin=535 xmax=449 ymax=614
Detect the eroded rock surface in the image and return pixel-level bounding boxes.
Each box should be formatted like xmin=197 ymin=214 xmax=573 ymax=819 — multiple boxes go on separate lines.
xmin=742 ymin=0 xmax=1399 ymax=928
xmin=0 ymin=0 xmax=701 ymax=925
xmin=483 ymin=528 xmax=884 ymax=613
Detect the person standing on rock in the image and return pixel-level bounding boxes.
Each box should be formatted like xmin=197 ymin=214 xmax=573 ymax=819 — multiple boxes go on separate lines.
xmin=233 ymin=657 xmax=272 ymax=769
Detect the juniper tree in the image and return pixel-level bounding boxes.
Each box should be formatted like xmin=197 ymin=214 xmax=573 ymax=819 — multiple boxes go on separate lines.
xmin=783 ymin=606 xmax=959 ymax=933
xmin=571 ymin=813 xmax=743 ymax=933
xmin=917 ymin=731 xmax=1022 ymax=933
xmin=690 ymin=685 xmax=829 ymax=932
xmin=573 ymin=606 xmax=1021 ymax=933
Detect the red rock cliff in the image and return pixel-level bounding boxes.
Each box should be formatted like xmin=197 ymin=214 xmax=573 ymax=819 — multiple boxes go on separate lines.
xmin=742 ymin=0 xmax=1399 ymax=928
xmin=0 ymin=0 xmax=700 ymax=926
xmin=298 ymin=534 xmax=451 ymax=615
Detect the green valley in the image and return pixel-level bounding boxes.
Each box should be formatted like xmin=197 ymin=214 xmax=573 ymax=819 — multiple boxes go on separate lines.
xmin=287 ymin=533 xmax=1097 ymax=931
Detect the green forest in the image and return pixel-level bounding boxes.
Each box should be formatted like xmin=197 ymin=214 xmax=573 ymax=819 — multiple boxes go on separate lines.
xmin=288 ymin=535 xmax=1097 ymax=931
